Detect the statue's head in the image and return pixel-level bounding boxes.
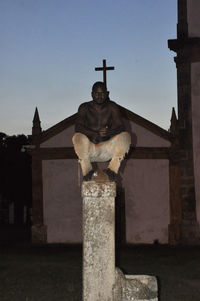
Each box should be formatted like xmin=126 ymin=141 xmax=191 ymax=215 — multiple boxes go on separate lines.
xmin=92 ymin=81 xmax=109 ymax=105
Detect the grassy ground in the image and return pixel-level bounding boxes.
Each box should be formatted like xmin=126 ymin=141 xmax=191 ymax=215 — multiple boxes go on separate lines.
xmin=0 ymin=244 xmax=200 ymax=301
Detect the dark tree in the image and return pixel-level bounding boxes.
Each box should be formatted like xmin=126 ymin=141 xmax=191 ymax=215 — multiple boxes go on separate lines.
xmin=0 ymin=132 xmax=32 ymax=224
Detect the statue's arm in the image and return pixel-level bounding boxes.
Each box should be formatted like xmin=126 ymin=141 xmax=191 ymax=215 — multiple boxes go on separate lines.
xmin=107 ymin=104 xmax=125 ymax=137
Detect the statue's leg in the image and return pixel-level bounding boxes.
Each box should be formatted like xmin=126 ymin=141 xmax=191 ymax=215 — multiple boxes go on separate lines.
xmin=107 ymin=132 xmax=131 ymax=174
xmin=72 ymin=133 xmax=93 ymax=176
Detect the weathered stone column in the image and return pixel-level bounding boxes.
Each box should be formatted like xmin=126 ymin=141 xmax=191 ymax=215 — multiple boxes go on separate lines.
xmin=82 ymin=180 xmax=116 ymax=301
xmin=82 ymin=174 xmax=158 ymax=301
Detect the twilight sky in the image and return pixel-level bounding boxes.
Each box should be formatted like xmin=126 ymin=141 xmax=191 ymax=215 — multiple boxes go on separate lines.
xmin=0 ymin=0 xmax=177 ymax=135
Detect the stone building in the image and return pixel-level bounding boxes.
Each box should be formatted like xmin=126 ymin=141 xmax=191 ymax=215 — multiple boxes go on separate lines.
xmin=29 ymin=0 xmax=200 ymax=245
xmin=168 ymin=0 xmax=200 ymax=243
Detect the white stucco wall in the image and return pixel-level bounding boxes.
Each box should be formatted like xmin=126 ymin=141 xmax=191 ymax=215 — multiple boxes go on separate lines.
xmin=43 ymin=159 xmax=82 ymax=243
xmin=191 ymin=62 xmax=200 ymax=224
xmin=187 ymin=0 xmax=200 ymax=37
xmin=41 ymin=126 xmax=75 ymax=147
xmin=130 ymin=122 xmax=171 ymax=147
xmin=42 ymin=157 xmax=170 ymax=244
xmin=123 ymin=159 xmax=170 ymax=244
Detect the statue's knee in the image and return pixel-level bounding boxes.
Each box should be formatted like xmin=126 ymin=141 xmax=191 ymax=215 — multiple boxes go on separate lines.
xmin=117 ymin=132 xmax=131 ymax=149
xmin=72 ymin=133 xmax=88 ymax=146
xmin=120 ymin=131 xmax=131 ymax=143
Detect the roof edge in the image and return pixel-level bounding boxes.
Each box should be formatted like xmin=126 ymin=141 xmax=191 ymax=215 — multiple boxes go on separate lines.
xmin=38 ymin=113 xmax=77 ymax=144
xmin=119 ymin=105 xmax=172 ymax=142
xmin=33 ymin=106 xmax=172 ymax=145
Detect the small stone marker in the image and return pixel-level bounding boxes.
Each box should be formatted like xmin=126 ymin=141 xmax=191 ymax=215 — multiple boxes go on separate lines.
xmin=82 ymin=171 xmax=158 ymax=301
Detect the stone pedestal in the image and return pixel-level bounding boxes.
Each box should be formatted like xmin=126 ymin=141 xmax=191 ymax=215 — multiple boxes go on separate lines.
xmin=82 ymin=178 xmax=158 ymax=301
xmin=82 ymin=180 xmax=116 ymax=301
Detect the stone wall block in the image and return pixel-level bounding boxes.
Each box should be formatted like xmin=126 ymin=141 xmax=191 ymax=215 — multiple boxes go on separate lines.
xmin=114 ymin=268 xmax=158 ymax=301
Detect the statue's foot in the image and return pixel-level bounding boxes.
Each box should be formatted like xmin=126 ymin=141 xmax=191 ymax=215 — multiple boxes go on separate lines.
xmin=83 ymin=169 xmax=95 ymax=181
xmin=104 ymin=168 xmax=117 ymax=181
xmin=92 ymin=169 xmax=109 ymax=182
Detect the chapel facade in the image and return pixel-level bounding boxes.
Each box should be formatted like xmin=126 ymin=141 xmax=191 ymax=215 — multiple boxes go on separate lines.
xmin=29 ymin=0 xmax=200 ymax=245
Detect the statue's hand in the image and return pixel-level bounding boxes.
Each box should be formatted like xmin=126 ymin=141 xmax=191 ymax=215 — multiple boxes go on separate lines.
xmin=99 ymin=127 xmax=108 ymax=137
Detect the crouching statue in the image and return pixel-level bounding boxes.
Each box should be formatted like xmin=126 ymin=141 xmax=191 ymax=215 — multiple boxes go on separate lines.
xmin=72 ymin=81 xmax=131 ymax=181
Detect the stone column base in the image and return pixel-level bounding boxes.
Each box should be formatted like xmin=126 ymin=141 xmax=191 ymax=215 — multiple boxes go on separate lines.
xmin=169 ymin=222 xmax=200 ymax=245
xmin=113 ymin=268 xmax=158 ymax=301
xmin=31 ymin=224 xmax=47 ymax=243
xmin=82 ymin=180 xmax=116 ymax=301
xmin=168 ymin=223 xmax=182 ymax=244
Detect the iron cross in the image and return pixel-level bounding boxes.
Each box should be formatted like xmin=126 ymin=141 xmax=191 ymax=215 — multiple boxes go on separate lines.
xmin=95 ymin=59 xmax=115 ymax=90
